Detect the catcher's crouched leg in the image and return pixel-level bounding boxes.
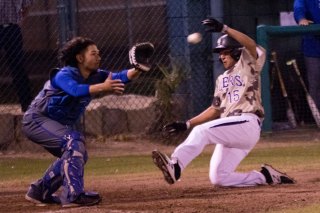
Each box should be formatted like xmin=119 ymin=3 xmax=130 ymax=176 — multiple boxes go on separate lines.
xmin=59 ymin=131 xmax=101 ymax=207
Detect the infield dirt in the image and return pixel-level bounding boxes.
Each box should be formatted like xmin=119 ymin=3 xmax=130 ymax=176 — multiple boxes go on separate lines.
xmin=0 ymin=128 xmax=320 ymax=213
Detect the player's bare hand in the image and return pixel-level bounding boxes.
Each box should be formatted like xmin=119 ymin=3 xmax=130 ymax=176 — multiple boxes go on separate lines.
xmin=163 ymin=121 xmax=188 ymax=134
xmin=298 ymin=18 xmax=313 ymax=26
xmin=104 ymin=74 xmax=125 ymax=94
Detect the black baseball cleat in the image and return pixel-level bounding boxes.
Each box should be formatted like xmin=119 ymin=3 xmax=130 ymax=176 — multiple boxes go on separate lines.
xmin=25 ymin=184 xmax=61 ymax=206
xmin=152 ymin=150 xmax=181 ymax=184
xmin=260 ymin=164 xmax=296 ymax=185
xmin=62 ymin=192 xmax=101 ymax=208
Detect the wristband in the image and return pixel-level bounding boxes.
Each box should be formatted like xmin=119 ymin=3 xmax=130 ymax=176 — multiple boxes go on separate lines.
xmin=134 ymin=68 xmax=143 ymax=73
xmin=186 ymin=120 xmax=191 ymax=129
xmin=222 ymin=24 xmax=229 ymax=33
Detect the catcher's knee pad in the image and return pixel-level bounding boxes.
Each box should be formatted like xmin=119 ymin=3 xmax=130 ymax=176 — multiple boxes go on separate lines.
xmin=62 ymin=131 xmax=88 ymax=163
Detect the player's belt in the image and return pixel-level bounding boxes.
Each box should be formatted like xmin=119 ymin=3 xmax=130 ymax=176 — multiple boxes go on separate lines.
xmin=240 ymin=113 xmax=262 ymax=127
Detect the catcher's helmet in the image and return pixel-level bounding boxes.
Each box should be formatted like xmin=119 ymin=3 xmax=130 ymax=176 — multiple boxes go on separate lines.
xmin=213 ymin=35 xmax=243 ymax=61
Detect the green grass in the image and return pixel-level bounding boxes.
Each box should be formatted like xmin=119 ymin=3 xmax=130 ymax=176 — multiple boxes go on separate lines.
xmin=0 ymin=142 xmax=319 ymax=182
xmin=86 ymin=155 xmax=156 ymax=176
xmin=188 ymin=142 xmax=320 ymax=171
xmin=0 ymin=156 xmax=155 ymax=182
xmin=0 ymin=158 xmax=52 ymax=181
xmin=242 ymin=144 xmax=320 ymax=169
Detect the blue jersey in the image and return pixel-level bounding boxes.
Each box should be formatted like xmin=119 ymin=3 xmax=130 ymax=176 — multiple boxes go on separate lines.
xmin=294 ymin=0 xmax=320 ymax=57
xmin=28 ymin=66 xmax=130 ymax=125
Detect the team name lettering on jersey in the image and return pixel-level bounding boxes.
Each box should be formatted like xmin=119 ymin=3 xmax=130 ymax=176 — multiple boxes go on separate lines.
xmin=217 ymin=74 xmax=244 ymax=104
xmin=222 ymin=74 xmax=243 ymax=88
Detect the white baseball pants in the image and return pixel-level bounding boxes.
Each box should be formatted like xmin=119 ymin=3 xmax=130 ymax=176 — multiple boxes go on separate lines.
xmin=171 ymin=113 xmax=267 ymax=187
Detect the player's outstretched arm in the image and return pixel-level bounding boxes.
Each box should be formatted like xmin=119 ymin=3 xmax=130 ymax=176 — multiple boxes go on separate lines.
xmin=202 ymin=18 xmax=257 ymax=58
xmin=89 ymin=74 xmax=125 ymax=95
xmin=224 ymin=27 xmax=257 ymax=59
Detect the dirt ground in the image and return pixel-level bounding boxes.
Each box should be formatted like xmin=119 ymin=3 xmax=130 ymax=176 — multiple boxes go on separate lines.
xmin=1 ymin=128 xmax=320 ymax=213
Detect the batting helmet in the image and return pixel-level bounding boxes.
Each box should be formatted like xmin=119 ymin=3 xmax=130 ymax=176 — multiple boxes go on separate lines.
xmin=213 ymin=34 xmax=243 ymax=61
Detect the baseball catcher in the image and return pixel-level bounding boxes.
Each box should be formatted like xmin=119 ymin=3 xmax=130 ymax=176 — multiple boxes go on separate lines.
xmin=152 ymin=18 xmax=295 ymax=187
xmin=22 ymin=37 xmax=153 ymax=207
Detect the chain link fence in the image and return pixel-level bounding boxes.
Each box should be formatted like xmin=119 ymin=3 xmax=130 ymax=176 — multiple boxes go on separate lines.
xmin=1 ymin=0 xmax=318 ymax=151
xmin=0 ymin=0 xmax=213 ymax=150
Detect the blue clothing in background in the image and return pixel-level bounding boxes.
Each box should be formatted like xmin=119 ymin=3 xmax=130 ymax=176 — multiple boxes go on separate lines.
xmin=294 ymin=0 xmax=320 ymax=111
xmin=294 ymin=0 xmax=320 ymax=57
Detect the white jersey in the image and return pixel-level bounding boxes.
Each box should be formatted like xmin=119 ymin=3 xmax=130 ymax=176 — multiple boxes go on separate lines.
xmin=212 ymin=46 xmax=266 ymax=118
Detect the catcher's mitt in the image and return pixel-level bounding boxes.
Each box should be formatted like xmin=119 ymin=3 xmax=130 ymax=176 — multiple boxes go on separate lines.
xmin=129 ymin=42 xmax=154 ymax=72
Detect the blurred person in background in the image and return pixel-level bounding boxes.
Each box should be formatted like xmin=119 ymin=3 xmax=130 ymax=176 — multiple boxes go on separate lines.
xmin=294 ymin=0 xmax=320 ymax=110
xmin=0 ymin=0 xmax=33 ymax=112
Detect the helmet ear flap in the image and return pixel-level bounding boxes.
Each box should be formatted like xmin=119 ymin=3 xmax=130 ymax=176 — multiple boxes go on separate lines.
xmin=230 ymin=48 xmax=241 ymax=61
xmin=217 ymin=48 xmax=242 ymax=64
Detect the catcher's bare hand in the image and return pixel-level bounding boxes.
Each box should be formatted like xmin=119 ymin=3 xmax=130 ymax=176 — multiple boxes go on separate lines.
xmin=163 ymin=121 xmax=188 ymax=134
xmin=129 ymin=42 xmax=154 ymax=72
xmin=103 ymin=74 xmax=125 ymax=94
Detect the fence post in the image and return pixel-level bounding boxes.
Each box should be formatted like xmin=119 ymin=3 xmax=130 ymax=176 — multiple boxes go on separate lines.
xmin=56 ymin=0 xmax=78 ymax=47
xmin=68 ymin=0 xmax=78 ymax=39
xmin=57 ymin=0 xmax=67 ymax=47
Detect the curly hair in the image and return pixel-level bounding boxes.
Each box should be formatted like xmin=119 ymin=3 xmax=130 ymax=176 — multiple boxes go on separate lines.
xmin=59 ymin=37 xmax=96 ymax=67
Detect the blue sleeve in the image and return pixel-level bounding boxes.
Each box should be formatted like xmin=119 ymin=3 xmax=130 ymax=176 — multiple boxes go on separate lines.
xmin=111 ymin=69 xmax=130 ymax=83
xmin=53 ymin=71 xmax=90 ymax=97
xmin=97 ymin=69 xmax=130 ymax=83
xmin=293 ymin=0 xmax=305 ymax=23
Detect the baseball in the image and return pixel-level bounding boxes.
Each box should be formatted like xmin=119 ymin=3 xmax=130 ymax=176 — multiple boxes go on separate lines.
xmin=187 ymin=32 xmax=202 ymax=44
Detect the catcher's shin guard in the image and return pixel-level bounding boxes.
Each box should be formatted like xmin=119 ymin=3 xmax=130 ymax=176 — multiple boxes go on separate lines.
xmin=60 ymin=131 xmax=88 ymax=205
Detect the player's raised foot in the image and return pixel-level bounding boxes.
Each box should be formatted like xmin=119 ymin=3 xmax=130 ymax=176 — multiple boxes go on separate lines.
xmin=62 ymin=192 xmax=101 ymax=208
xmin=260 ymin=164 xmax=296 ymax=185
xmin=152 ymin=150 xmax=180 ymax=184
xmin=25 ymin=184 xmax=61 ymax=206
